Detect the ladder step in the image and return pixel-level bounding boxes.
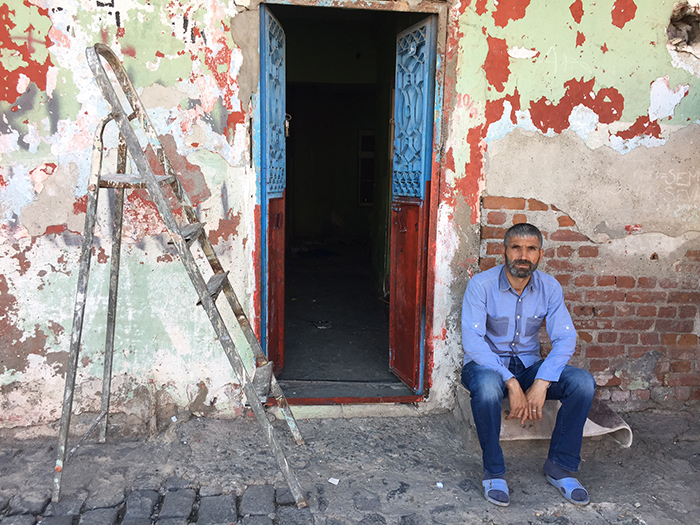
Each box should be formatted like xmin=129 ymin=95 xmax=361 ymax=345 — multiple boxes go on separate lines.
xmin=197 ymin=271 xmax=229 ymax=306
xmin=99 ymin=173 xmax=174 ymax=189
xmin=170 ymin=222 xmax=206 ymax=248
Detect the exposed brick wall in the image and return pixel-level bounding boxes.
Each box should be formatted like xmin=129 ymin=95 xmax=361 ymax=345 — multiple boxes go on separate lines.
xmin=479 ymin=196 xmax=700 ymax=409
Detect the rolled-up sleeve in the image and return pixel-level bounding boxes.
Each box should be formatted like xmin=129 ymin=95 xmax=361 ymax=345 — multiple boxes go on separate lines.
xmin=535 ymin=285 xmax=577 ymax=382
xmin=461 ymin=280 xmax=514 ymax=383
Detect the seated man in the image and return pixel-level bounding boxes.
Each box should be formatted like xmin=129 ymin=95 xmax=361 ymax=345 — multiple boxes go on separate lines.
xmin=461 ymin=223 xmax=596 ymax=507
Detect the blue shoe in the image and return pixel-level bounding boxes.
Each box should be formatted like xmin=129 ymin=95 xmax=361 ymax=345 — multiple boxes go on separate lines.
xmin=546 ymin=475 xmax=590 ymax=505
xmin=482 ymin=478 xmax=509 ymax=507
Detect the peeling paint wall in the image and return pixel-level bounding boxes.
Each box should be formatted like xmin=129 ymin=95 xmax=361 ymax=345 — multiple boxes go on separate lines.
xmin=431 ymin=0 xmax=699 ymax=410
xmin=2 ymin=0 xmax=699 ymax=433
xmin=1 ymin=0 xmax=258 ymax=434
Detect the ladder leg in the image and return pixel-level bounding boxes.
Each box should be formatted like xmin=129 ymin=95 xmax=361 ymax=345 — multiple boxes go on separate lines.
xmin=53 ymin=114 xmax=111 ymax=502
xmin=98 ymin=186 xmax=125 ymax=443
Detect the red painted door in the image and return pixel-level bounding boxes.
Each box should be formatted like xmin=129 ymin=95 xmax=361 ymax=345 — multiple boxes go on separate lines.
xmin=267 ymin=195 xmax=285 ymax=372
xmin=388 ymin=17 xmax=437 ymax=393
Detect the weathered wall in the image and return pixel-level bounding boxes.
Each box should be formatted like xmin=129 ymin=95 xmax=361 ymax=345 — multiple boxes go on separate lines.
xmin=2 ymin=0 xmax=699 ymax=434
xmin=1 ymin=0 xmax=259 ymax=435
xmin=430 ymin=0 xmax=699 ymax=410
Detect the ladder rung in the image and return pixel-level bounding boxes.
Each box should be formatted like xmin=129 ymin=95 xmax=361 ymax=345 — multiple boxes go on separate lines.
xmin=99 ymin=173 xmax=174 ymax=189
xmin=172 ymin=222 xmax=206 ymax=248
xmin=197 ymin=271 xmax=229 ymax=306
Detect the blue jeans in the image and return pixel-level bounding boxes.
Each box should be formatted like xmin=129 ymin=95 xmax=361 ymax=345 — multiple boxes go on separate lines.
xmin=461 ymin=357 xmax=596 ymax=478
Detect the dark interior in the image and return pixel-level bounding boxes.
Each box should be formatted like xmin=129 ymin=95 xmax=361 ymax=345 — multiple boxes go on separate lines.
xmin=270 ymin=5 xmax=423 ymax=399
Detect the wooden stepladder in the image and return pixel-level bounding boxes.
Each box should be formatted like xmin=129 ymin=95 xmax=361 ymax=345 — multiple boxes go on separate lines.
xmin=53 ymin=43 xmax=306 ymax=507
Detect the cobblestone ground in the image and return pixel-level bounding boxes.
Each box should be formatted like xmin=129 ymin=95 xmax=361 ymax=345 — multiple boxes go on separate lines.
xmin=0 ymin=410 xmax=698 ymax=524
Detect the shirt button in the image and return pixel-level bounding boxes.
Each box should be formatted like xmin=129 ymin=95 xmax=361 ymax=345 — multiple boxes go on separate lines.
xmin=516 ymin=332 xmax=519 ymax=335
xmin=517 ymin=315 xmax=520 ymax=319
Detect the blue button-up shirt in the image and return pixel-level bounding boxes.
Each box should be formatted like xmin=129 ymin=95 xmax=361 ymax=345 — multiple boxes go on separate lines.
xmin=461 ymin=264 xmax=576 ymax=383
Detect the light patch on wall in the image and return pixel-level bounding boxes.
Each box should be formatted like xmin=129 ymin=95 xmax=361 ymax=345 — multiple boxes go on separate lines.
xmin=649 ymin=76 xmax=689 ymax=120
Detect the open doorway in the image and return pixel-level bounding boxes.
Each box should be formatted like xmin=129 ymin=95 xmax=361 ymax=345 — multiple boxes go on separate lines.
xmin=260 ymin=4 xmax=437 ymax=401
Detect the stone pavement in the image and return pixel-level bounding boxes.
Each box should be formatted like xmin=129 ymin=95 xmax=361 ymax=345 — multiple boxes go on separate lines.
xmin=0 ymin=408 xmax=699 ymax=524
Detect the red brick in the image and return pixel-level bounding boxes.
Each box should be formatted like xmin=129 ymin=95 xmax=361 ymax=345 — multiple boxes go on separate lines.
xmin=668 ymin=291 xmax=700 ymax=304
xmin=598 ymin=332 xmax=617 ymax=343
xmin=679 ymin=305 xmax=698 ymax=318
xmin=626 ymin=291 xmax=666 ymax=303
xmin=554 ymin=274 xmax=571 ymax=286
xmin=637 ymin=277 xmax=657 ymax=289
xmin=586 ymin=345 xmax=625 ymax=358
xmin=482 ymin=226 xmax=506 ymax=240
xmin=528 ymin=198 xmax=548 ymax=210
xmin=544 ymin=248 xmax=555 ymax=258
xmin=685 ymin=249 xmax=700 ymax=261
xmin=483 ymin=196 xmax=526 ymax=210
xmin=657 ymin=306 xmax=676 ymax=318
xmin=631 ymin=389 xmax=650 ymax=401
xmin=546 ymin=260 xmax=579 ymax=272
xmin=630 ymin=346 xmax=661 ymax=358
xmin=486 ymin=242 xmax=504 ymax=255
xmin=578 ymin=331 xmax=593 ymax=342
xmin=480 ymin=258 xmax=498 ymax=270
xmin=619 ymin=332 xmax=639 ymax=345
xmin=487 ymin=211 xmax=507 ymax=225
xmin=661 ymin=333 xmax=678 ymax=345
xmin=558 ymin=215 xmax=576 ymax=227
xmin=659 ymin=278 xmax=678 ymax=289
xmin=616 ymin=276 xmax=635 ymax=288
xmin=640 ymin=332 xmax=660 ymax=345
xmin=564 ymin=291 xmax=583 ymax=302
xmin=575 ymin=275 xmax=595 ymax=287
xmin=585 ymin=290 xmax=626 ymax=302
xmin=589 ymin=359 xmax=610 ymax=372
xmin=656 ymin=319 xmax=694 ymax=333
xmin=575 ymin=319 xmax=613 ymax=330
xmin=669 ymin=347 xmax=697 ymax=360
xmin=595 ymin=305 xmax=615 ymax=317
xmin=573 ymin=305 xmax=594 ymax=316
xmin=678 ymin=334 xmax=698 ymax=347
xmin=670 ymin=361 xmax=692 ymax=373
xmin=675 ymin=387 xmax=692 ymax=401
xmin=667 ymin=374 xmax=700 ymax=387
xmin=597 ymin=276 xmax=615 ymax=286
xmin=550 ymin=229 xmax=589 ymax=242
xmin=614 ymin=318 xmax=654 ymax=331
xmin=615 ymin=304 xmax=634 ymax=316
xmin=512 ymin=213 xmax=527 ymax=224
xmin=557 ymin=245 xmax=574 ymax=257
xmin=637 ymin=305 xmax=657 ymax=317
xmin=579 ymin=246 xmax=598 ymax=257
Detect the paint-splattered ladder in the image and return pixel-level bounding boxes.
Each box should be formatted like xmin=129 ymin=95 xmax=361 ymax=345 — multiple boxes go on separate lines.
xmin=52 ymin=43 xmax=307 ymax=508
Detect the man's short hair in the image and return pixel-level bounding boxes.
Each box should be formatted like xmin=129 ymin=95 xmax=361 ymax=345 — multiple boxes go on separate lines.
xmin=503 ymin=223 xmax=543 ymax=250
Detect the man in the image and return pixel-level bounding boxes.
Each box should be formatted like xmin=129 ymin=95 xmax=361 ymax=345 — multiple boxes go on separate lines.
xmin=461 ymin=223 xmax=596 ymax=507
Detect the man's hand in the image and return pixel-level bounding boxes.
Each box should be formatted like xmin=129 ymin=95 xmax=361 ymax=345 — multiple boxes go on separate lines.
xmin=525 ymin=379 xmax=550 ymax=422
xmin=504 ymin=378 xmax=530 ymax=424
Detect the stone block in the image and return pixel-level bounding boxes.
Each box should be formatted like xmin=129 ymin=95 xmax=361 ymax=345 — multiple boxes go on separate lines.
xmin=277 ymin=506 xmax=313 ymax=525
xmin=196 ymin=494 xmax=237 ymax=524
xmin=37 ymin=517 xmax=75 ymax=525
xmin=124 ymin=490 xmax=159 ymax=520
xmin=239 ymin=516 xmax=274 ymax=525
xmin=239 ymin=485 xmax=274 ymax=516
xmin=159 ymin=489 xmax=196 ymax=519
xmin=44 ymin=494 xmax=86 ymax=516
xmin=275 ymin=488 xmax=295 ymax=506
xmin=2 ymin=516 xmax=37 ymax=525
xmin=8 ymin=493 xmax=51 ymax=516
xmin=79 ymin=507 xmax=119 ymax=525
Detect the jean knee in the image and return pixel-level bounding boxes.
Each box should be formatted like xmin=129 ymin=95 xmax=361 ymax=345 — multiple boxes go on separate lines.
xmin=469 ymin=371 xmax=504 ymax=406
xmin=568 ymin=368 xmax=596 ymax=400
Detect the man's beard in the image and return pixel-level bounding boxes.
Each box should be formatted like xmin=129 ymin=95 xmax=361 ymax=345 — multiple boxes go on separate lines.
xmin=505 ymin=255 xmax=539 ymax=278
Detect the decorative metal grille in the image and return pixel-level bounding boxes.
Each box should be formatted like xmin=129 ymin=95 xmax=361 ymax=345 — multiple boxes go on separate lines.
xmin=265 ymin=14 xmax=286 ymax=198
xmin=392 ymin=20 xmax=435 ymax=199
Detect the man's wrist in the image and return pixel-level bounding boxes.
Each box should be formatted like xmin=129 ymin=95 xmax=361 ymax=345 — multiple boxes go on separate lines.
xmin=534 ymin=378 xmax=550 ymax=388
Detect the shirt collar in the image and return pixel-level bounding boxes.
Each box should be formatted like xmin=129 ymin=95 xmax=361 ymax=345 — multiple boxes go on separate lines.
xmin=498 ymin=264 xmax=541 ymax=294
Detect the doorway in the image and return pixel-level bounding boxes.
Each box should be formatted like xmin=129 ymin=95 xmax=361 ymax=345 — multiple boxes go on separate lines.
xmin=259 ymin=4 xmax=439 ymax=402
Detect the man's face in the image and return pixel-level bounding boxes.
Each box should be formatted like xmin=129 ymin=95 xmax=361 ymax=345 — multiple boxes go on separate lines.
xmin=504 ymin=235 xmax=543 ymax=279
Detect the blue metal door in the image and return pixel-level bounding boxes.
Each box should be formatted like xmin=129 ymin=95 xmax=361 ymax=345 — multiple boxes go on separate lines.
xmin=260 ymin=6 xmax=286 ymax=369
xmin=389 ymin=16 xmax=437 ymax=393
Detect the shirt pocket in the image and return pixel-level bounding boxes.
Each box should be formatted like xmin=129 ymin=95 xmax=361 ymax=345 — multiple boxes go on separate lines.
xmin=486 ymin=314 xmax=509 ymax=337
xmin=524 ymin=316 xmax=544 ymax=337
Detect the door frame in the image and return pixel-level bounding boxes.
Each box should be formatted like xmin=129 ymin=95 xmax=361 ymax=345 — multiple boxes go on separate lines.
xmin=252 ymin=0 xmax=449 ymax=397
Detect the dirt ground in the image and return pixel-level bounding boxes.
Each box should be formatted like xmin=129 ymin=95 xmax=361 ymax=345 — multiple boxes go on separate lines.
xmin=0 ymin=408 xmax=698 ymax=524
